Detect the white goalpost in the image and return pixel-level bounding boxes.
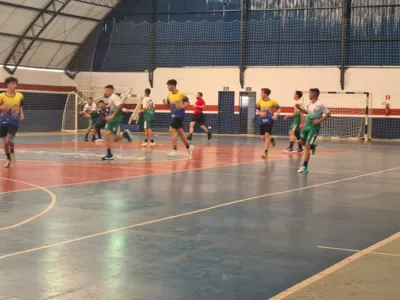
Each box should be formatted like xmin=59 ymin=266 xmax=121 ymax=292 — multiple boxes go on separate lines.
xmin=300 ymin=91 xmax=372 ymax=142
xmin=61 ymin=85 xmax=137 ymax=133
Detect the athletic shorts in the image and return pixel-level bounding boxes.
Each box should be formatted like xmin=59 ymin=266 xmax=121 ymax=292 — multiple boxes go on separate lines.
xmin=0 ymin=126 xmax=18 ymax=138
xmin=89 ymin=118 xmax=99 ymax=126
xmin=259 ymin=123 xmax=273 ymax=135
xmin=105 ymin=120 xmax=122 ymax=135
xmin=301 ymin=124 xmax=320 ymax=145
xmin=144 ymin=119 xmax=153 ymax=129
xmin=289 ymin=122 xmax=300 ymax=132
xmin=170 ymin=117 xmax=184 ymax=129
xmin=191 ymin=114 xmax=204 ymax=125
xmin=97 ymin=120 xmax=107 ymax=129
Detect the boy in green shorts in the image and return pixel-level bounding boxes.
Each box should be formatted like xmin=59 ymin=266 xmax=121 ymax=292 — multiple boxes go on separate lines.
xmin=81 ymin=97 xmax=97 ymax=142
xmin=140 ymin=88 xmax=156 ymax=147
xmin=296 ymin=88 xmax=331 ymax=173
xmin=102 ymin=85 xmax=133 ymax=161
xmin=284 ymin=91 xmax=304 ymax=153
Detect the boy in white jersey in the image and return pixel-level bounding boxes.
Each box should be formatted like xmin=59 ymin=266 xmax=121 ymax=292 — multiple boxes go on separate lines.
xmin=80 ymin=97 xmax=97 ymax=142
xmin=284 ymin=91 xmax=304 ymax=153
xmin=140 ymin=88 xmax=156 ymax=147
xmin=296 ymin=88 xmax=331 ymax=173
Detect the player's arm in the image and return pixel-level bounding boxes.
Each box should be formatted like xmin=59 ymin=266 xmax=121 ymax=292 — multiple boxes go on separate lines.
xmin=313 ymin=106 xmax=331 ymax=125
xmin=140 ymin=99 xmax=148 ymax=113
xmin=19 ymin=95 xmax=25 ymax=120
xmin=107 ymin=96 xmax=123 ymax=120
xmin=272 ymin=103 xmax=281 ymax=120
xmin=256 ymin=104 xmax=265 ymax=117
xmin=162 ymin=96 xmax=170 ymax=108
xmin=181 ymin=96 xmax=190 ymax=109
xmin=300 ymin=111 xmax=305 ymax=128
xmin=295 ymin=103 xmax=308 ymax=115
xmin=195 ymin=100 xmax=206 ymax=110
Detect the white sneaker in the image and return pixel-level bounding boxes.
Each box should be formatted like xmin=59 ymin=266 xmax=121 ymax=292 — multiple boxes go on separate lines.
xmin=10 ymin=152 xmax=16 ymax=164
xmin=4 ymin=159 xmax=11 ymax=168
xmin=148 ymin=142 xmax=156 ymax=147
xmin=297 ymin=166 xmax=309 ymax=173
xmin=187 ymin=145 xmax=194 ymax=158
xmin=141 ymin=142 xmax=149 ymax=147
xmin=95 ymin=139 xmax=103 ymax=142
xmin=168 ymin=150 xmax=178 ymax=157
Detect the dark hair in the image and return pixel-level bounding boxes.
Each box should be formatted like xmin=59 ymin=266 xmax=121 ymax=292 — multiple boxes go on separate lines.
xmin=4 ymin=77 xmax=18 ymax=86
xmin=295 ymin=91 xmax=303 ymax=99
xmin=198 ymin=92 xmax=203 ymax=97
xmin=105 ymin=85 xmax=114 ymax=90
xmin=261 ymin=88 xmax=271 ymax=96
xmin=145 ymin=88 xmax=151 ymax=95
xmin=87 ymin=97 xmax=93 ymax=100
xmin=98 ymin=100 xmax=105 ymax=104
xmin=309 ymin=88 xmax=320 ymax=98
xmin=167 ymin=79 xmax=177 ymax=86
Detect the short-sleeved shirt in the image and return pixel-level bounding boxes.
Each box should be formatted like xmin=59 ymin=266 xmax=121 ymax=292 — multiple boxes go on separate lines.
xmin=256 ymin=98 xmax=280 ymax=125
xmin=167 ymin=91 xmax=188 ymax=119
xmin=305 ymin=101 xmax=330 ymax=126
xmin=0 ymin=92 xmax=24 ymax=127
xmin=108 ymin=93 xmax=123 ymax=122
xmin=142 ymin=96 xmax=155 ymax=121
xmin=194 ymin=99 xmax=205 ymax=115
xmin=83 ymin=103 xmax=97 ymax=113
xmin=293 ymin=100 xmax=302 ymax=125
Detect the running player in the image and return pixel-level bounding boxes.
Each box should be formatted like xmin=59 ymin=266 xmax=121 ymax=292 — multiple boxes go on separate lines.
xmin=256 ymin=88 xmax=281 ymax=158
xmin=102 ymin=85 xmax=133 ymax=161
xmin=140 ymin=88 xmax=156 ymax=147
xmin=187 ymin=92 xmax=212 ymax=141
xmin=284 ymin=91 xmax=304 ymax=153
xmin=0 ymin=77 xmax=24 ymax=168
xmin=94 ymin=100 xmax=108 ymax=141
xmin=81 ymin=97 xmax=97 ymax=142
xmin=162 ymin=79 xmax=194 ymax=157
xmin=296 ymin=88 xmax=331 ymax=173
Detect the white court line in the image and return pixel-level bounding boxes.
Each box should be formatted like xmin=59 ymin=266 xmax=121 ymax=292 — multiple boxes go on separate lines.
xmin=318 ymin=245 xmax=400 ymax=257
xmin=270 ymin=230 xmax=400 ymax=299
xmin=0 ymin=166 xmax=398 ymax=261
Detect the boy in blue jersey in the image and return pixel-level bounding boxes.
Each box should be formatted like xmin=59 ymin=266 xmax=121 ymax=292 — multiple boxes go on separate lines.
xmin=162 ymin=79 xmax=194 ymax=158
xmin=256 ymin=88 xmax=281 ymax=158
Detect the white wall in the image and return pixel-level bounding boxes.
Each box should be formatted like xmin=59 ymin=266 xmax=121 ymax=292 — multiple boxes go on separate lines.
xmin=76 ymin=67 xmax=400 ymax=110
xmin=0 ymin=68 xmax=75 ymax=87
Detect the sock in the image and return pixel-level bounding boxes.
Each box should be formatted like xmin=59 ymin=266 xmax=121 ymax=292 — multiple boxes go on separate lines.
xmin=303 ymin=161 xmax=308 ymax=168
xmin=173 ymin=146 xmax=177 ymax=151
xmin=289 ymin=142 xmax=294 ymax=149
xmin=85 ymin=133 xmax=88 ymax=138
xmin=144 ymin=139 xmax=148 ymax=143
xmin=189 ymin=133 xmax=192 ymax=137
xmin=264 ymin=149 xmax=268 ymax=153
xmin=150 ymin=139 xmax=154 ymax=143
xmin=10 ymin=148 xmax=14 ymax=153
xmin=298 ymin=143 xmax=303 ymax=150
xmin=107 ymin=149 xmax=112 ymax=156
xmin=185 ymin=144 xmax=190 ymax=149
xmin=6 ymin=152 xmax=10 ymax=160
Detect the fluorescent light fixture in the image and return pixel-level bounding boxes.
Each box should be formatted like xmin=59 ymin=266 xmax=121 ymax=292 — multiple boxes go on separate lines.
xmin=0 ymin=65 xmax=64 ymax=73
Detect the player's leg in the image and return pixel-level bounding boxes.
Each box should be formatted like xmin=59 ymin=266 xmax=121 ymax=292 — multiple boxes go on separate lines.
xmin=147 ymin=121 xmax=155 ymax=147
xmin=168 ymin=125 xmax=179 ymax=157
xmin=187 ymin=120 xmax=195 ymax=141
xmin=7 ymin=127 xmax=18 ymax=165
xmin=287 ymin=123 xmax=297 ymax=152
xmin=102 ymin=124 xmax=114 ymax=160
xmin=298 ymin=127 xmax=310 ymax=173
xmin=0 ymin=127 xmax=11 ymax=168
xmin=177 ymin=127 xmax=194 ymax=158
xmin=142 ymin=121 xmax=149 ymax=147
xmin=84 ymin=122 xmax=91 ymax=141
xmin=199 ymin=115 xmax=212 ymax=140
xmin=295 ymin=129 xmax=303 ymax=153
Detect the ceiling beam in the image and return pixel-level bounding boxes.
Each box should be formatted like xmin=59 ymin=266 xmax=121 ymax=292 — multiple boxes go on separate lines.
xmin=73 ymin=0 xmax=119 ymax=9
xmin=0 ymin=1 xmax=99 ymax=22
xmin=0 ymin=31 xmax=81 ymax=46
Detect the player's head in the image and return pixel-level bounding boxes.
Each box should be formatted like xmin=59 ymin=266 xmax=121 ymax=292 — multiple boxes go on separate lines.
xmin=97 ymin=100 xmax=105 ymax=109
xmin=309 ymin=88 xmax=320 ymax=100
xmin=104 ymin=85 xmax=114 ymax=97
xmin=294 ymin=91 xmax=303 ymax=100
xmin=144 ymin=88 xmax=151 ymax=96
xmin=167 ymin=79 xmax=177 ymax=92
xmin=87 ymin=97 xmax=93 ymax=105
xmin=4 ymin=77 xmax=18 ymax=91
xmin=261 ymin=88 xmax=271 ymax=99
xmin=196 ymin=92 xmax=203 ymax=99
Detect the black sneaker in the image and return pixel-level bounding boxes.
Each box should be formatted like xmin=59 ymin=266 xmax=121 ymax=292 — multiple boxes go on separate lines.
xmin=297 ymin=148 xmax=304 ymax=153
xmin=123 ymin=129 xmax=133 ymax=142
xmin=91 ymin=135 xmax=96 ymax=142
xmin=102 ymin=154 xmax=114 ymax=161
xmin=207 ymin=132 xmax=212 ymax=141
xmin=311 ymin=144 xmax=317 ymax=155
xmin=84 ymin=136 xmax=88 ymax=142
xmin=285 ymin=147 xmax=293 ymax=153
xmin=187 ymin=134 xmax=192 ymax=141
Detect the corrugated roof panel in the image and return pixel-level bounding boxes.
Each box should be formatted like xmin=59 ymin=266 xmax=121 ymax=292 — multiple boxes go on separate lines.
xmin=47 ymin=44 xmax=78 ymax=68
xmin=62 ymin=1 xmax=110 ymax=20
xmin=0 ymin=5 xmax=38 ymax=36
xmin=0 ymin=36 xmax=17 ymax=63
xmin=39 ymin=16 xmax=98 ymax=44
xmin=0 ymin=0 xmax=48 ymax=9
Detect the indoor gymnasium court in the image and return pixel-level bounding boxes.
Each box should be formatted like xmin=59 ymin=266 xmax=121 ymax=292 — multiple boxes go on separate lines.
xmin=0 ymin=1 xmax=399 ymax=300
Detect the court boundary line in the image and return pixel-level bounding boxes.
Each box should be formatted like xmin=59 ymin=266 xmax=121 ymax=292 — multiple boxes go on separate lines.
xmin=0 ymin=166 xmax=398 ymax=261
xmin=270 ymin=231 xmax=400 ymax=299
xmin=0 ymin=151 xmax=346 ymax=196
xmin=318 ymin=245 xmax=400 ymax=257
xmin=0 ymin=178 xmax=56 ymax=231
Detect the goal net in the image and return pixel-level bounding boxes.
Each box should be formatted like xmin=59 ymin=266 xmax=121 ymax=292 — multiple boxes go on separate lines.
xmin=300 ymin=91 xmax=371 ymax=141
xmin=61 ymin=85 xmax=137 ymax=133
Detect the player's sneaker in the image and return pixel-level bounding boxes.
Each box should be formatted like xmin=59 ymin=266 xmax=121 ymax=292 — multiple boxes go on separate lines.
xmin=297 ymin=148 xmax=304 ymax=153
xmin=122 ymin=129 xmax=133 ymax=142
xmin=141 ymin=142 xmax=149 ymax=147
xmin=284 ymin=147 xmax=294 ymax=153
xmin=262 ymin=150 xmax=268 ymax=159
xmin=168 ymin=150 xmax=178 ymax=157
xmin=297 ymin=166 xmax=309 ymax=173
xmin=187 ymin=134 xmax=192 ymax=141
xmin=311 ymin=144 xmax=317 ymax=155
xmin=101 ymin=154 xmax=114 ymax=161
xmin=149 ymin=142 xmax=156 ymax=147
xmin=4 ymin=159 xmax=11 ymax=168
xmin=187 ymin=145 xmax=194 ymax=158
xmin=271 ymin=137 xmax=276 ymax=147
xmin=207 ymin=132 xmax=212 ymax=141
xmin=84 ymin=136 xmax=88 ymax=142
xmin=95 ymin=139 xmax=103 ymax=142
xmin=91 ymin=135 xmax=96 ymax=142
xmin=10 ymin=152 xmax=16 ymax=164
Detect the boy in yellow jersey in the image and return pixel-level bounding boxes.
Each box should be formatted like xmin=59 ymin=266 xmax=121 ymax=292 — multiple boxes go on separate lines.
xmin=256 ymin=88 xmax=281 ymax=158
xmin=0 ymin=77 xmax=24 ymax=168
xmin=162 ymin=79 xmax=194 ymax=158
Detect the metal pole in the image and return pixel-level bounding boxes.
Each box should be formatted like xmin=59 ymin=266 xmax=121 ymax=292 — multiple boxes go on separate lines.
xmin=340 ymin=0 xmax=351 ymax=90
xmin=239 ymin=0 xmax=248 ymax=89
xmin=149 ymin=0 xmax=157 ymax=88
